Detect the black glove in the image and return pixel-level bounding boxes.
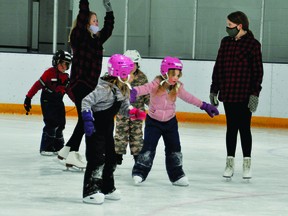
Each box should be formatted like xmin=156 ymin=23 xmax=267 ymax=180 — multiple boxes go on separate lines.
xmin=24 ymin=96 xmax=32 ymax=113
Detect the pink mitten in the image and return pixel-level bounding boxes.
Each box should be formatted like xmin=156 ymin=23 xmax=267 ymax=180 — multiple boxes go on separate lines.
xmin=129 ymin=107 xmax=146 ymax=121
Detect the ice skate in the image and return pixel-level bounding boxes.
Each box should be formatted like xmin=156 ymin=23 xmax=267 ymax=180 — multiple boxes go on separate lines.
xmin=57 ymin=146 xmax=71 ymax=160
xmin=133 ymin=175 xmax=143 ymax=185
xmin=65 ymin=151 xmax=86 ymax=171
xmin=223 ymin=156 xmax=234 ymax=180
xmin=172 ymin=176 xmax=189 ymax=187
xmin=105 ymin=189 xmax=121 ymax=200
xmin=83 ymin=192 xmax=105 ymax=205
xmin=40 ymin=151 xmax=55 ymax=156
xmin=40 ymin=132 xmax=57 ymax=156
xmin=243 ymin=157 xmax=252 ymax=180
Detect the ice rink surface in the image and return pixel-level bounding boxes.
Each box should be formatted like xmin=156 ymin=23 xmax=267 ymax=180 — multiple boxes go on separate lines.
xmin=0 ymin=114 xmax=287 ymax=216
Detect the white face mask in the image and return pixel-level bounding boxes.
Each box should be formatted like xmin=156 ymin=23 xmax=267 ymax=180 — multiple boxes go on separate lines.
xmin=89 ymin=25 xmax=99 ymax=34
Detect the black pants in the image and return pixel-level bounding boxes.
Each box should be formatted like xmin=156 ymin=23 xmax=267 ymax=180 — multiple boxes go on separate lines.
xmin=132 ymin=115 xmax=185 ymax=183
xmin=65 ymin=83 xmax=93 ymax=151
xmin=223 ymin=102 xmax=252 ymax=157
xmin=83 ymin=101 xmax=121 ymax=197
xmin=40 ymin=91 xmax=65 ymax=152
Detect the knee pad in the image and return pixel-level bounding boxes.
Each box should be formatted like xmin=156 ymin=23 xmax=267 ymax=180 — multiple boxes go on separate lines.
xmin=166 ymin=152 xmax=183 ymax=167
xmin=137 ymin=151 xmax=156 ymax=168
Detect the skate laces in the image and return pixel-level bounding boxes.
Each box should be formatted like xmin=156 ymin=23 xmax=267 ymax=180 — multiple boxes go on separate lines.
xmin=243 ymin=159 xmax=251 ymax=169
xmin=226 ymin=158 xmax=234 ymax=169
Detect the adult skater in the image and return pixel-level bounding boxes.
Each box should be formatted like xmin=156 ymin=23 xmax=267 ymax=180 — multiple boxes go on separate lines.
xmin=209 ymin=11 xmax=263 ymax=180
xmin=57 ymin=0 xmax=114 ymax=169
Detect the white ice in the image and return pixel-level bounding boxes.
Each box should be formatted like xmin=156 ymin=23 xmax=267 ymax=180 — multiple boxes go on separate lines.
xmin=0 ymin=114 xmax=287 ymax=216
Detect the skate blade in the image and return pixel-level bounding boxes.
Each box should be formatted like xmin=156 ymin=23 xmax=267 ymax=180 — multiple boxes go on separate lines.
xmin=64 ymin=164 xmax=85 ymax=172
xmin=223 ymin=176 xmax=232 ymax=182
xmin=53 ymin=158 xmax=66 ymax=167
xmin=57 ymin=155 xmax=65 ymax=160
xmin=243 ymin=177 xmax=251 ymax=183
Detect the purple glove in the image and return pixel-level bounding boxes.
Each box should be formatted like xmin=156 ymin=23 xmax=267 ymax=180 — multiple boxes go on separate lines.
xmin=82 ymin=110 xmax=95 ymax=136
xmin=200 ymin=101 xmax=219 ymax=118
xmin=130 ymin=88 xmax=137 ymax=103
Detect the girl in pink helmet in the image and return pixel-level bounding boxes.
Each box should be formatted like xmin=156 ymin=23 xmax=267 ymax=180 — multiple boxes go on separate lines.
xmin=81 ymin=54 xmax=146 ymax=205
xmin=130 ymin=56 xmax=219 ymax=186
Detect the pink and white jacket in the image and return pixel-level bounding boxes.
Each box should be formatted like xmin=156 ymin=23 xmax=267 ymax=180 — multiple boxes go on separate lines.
xmin=134 ymin=78 xmax=203 ymax=122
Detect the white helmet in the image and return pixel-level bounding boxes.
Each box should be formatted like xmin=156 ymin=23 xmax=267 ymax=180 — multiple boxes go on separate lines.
xmin=123 ymin=50 xmax=142 ymax=64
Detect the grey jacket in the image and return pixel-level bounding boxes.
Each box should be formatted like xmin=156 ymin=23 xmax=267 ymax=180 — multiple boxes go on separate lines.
xmin=81 ymin=78 xmax=131 ymax=117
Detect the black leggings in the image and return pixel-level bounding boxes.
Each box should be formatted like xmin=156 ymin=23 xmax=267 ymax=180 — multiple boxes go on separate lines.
xmin=223 ymin=102 xmax=252 ymax=157
xmin=65 ymin=83 xmax=93 ymax=151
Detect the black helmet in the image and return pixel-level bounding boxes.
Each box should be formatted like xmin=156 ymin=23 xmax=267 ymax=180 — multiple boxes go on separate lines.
xmin=52 ymin=50 xmax=72 ymax=68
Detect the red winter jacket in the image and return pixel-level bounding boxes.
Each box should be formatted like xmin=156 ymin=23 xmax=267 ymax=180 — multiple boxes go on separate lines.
xmin=26 ymin=67 xmax=75 ymax=102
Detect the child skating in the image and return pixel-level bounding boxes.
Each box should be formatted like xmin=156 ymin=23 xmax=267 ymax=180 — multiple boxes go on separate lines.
xmin=130 ymin=56 xmax=219 ymax=186
xmin=81 ymin=54 xmax=146 ymax=204
xmin=24 ymin=50 xmax=74 ymax=156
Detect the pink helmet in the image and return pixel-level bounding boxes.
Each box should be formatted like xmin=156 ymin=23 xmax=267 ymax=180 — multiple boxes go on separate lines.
xmin=160 ymin=56 xmax=183 ymax=75
xmin=107 ymin=54 xmax=134 ymax=79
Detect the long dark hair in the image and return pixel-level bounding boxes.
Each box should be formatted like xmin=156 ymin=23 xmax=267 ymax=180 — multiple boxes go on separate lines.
xmin=227 ymin=11 xmax=254 ymax=37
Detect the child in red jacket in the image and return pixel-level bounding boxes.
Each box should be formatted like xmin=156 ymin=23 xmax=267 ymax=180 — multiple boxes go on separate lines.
xmin=24 ymin=50 xmax=75 ymax=156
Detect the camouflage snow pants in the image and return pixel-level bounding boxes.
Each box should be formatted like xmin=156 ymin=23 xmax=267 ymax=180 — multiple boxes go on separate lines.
xmin=114 ymin=114 xmax=144 ymax=155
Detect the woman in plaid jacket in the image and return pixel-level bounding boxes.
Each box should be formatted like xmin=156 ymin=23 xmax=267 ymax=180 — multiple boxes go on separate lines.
xmin=210 ymin=11 xmax=263 ymax=180
xmin=57 ymin=0 xmax=114 ymax=169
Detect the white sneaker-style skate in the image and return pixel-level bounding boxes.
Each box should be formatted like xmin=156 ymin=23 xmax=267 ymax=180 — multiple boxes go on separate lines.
xmin=172 ymin=176 xmax=189 ymax=186
xmin=133 ymin=176 xmax=143 ymax=185
xmin=223 ymin=156 xmax=234 ymax=179
xmin=83 ymin=192 xmax=105 ymax=205
xmin=243 ymin=157 xmax=252 ymax=180
xmin=65 ymin=151 xmax=86 ymax=171
xmin=57 ymin=146 xmax=71 ymax=160
xmin=105 ymin=189 xmax=121 ymax=200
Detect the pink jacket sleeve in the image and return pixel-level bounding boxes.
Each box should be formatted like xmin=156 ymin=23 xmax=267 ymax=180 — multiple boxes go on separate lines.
xmin=177 ymin=82 xmax=203 ymax=107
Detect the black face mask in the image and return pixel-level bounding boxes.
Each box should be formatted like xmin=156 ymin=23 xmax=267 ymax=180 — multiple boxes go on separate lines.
xmin=226 ymin=26 xmax=239 ymax=37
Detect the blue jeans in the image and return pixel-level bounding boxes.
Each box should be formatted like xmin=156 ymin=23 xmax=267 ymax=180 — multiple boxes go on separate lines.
xmin=132 ymin=115 xmax=185 ymax=182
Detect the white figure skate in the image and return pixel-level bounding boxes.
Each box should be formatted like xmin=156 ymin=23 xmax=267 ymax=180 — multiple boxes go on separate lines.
xmin=83 ymin=192 xmax=105 ymax=205
xmin=172 ymin=176 xmax=189 ymax=187
xmin=133 ymin=176 xmax=143 ymax=185
xmin=65 ymin=151 xmax=86 ymax=171
xmin=57 ymin=146 xmax=71 ymax=160
xmin=243 ymin=157 xmax=252 ymax=181
xmin=105 ymin=189 xmax=121 ymax=200
xmin=223 ymin=156 xmax=234 ymax=181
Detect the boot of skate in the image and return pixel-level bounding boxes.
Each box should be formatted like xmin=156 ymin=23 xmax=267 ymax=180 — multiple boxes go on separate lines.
xmin=133 ymin=175 xmax=143 ymax=185
xmin=40 ymin=132 xmax=55 ymax=156
xmin=105 ymin=189 xmax=121 ymax=200
xmin=57 ymin=146 xmax=71 ymax=160
xmin=65 ymin=151 xmax=86 ymax=169
xmin=172 ymin=176 xmax=189 ymax=187
xmin=243 ymin=157 xmax=252 ymax=179
xmin=83 ymin=192 xmax=105 ymax=205
xmin=223 ymin=156 xmax=234 ymax=178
